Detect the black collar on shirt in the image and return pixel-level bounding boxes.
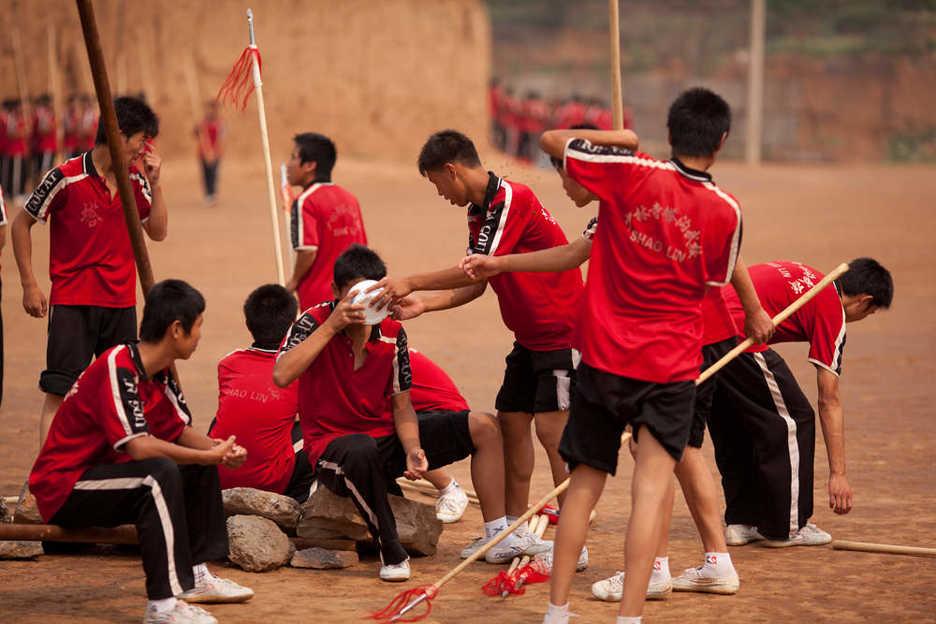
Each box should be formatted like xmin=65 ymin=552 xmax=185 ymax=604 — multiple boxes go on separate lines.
xmin=302 ymin=178 xmax=331 ymax=190
xmin=83 ymin=151 xmax=97 ymax=177
xmin=468 ymin=171 xmax=501 ymax=216
xmin=250 ymin=341 xmax=280 ymax=353
xmin=126 ymin=342 xmax=149 ymax=381
xmin=329 ymin=299 xmax=383 ymax=342
xmin=671 ymin=157 xmax=712 ymax=183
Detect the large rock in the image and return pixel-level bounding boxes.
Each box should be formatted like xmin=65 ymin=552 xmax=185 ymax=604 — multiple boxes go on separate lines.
xmin=226 ymin=515 xmax=292 ymax=572
xmin=297 ymin=484 xmax=442 ymax=556
xmin=290 ymin=547 xmax=358 ymax=569
xmin=0 ymin=541 xmax=43 ymax=559
xmin=0 ymin=496 xmax=9 ymax=522
xmin=222 ymin=488 xmax=301 ymax=530
xmin=13 ymin=489 xmax=42 ymax=525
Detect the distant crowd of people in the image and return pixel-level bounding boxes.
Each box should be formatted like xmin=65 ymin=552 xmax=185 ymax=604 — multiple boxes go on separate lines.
xmin=0 ymin=94 xmax=99 ymax=201
xmin=489 ymin=78 xmax=633 ymax=164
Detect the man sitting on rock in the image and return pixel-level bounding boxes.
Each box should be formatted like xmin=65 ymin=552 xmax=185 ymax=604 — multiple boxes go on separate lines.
xmin=29 ymin=279 xmax=254 ymax=624
xmin=273 ymin=244 xmax=550 ymax=582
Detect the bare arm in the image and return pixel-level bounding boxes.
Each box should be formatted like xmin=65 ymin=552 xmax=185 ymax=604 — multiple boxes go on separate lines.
xmin=816 ymin=367 xmax=852 ymax=514
xmin=391 ymin=280 xmax=487 ymax=321
xmin=141 ymin=148 xmax=167 ymax=241
xmin=0 ymin=223 xmax=6 ymax=251
xmin=540 ymin=128 xmax=640 ymax=161
xmin=391 ymin=391 xmax=427 ymax=480
xmin=12 ymin=211 xmax=48 ymax=318
xmin=369 ymin=266 xmax=481 ymax=310
xmin=286 ymin=249 xmax=318 ymax=293
xmin=176 ymin=426 xmax=247 ymax=468
xmin=124 ymin=433 xmax=234 ymax=465
xmin=730 ymin=257 xmax=774 ymax=344
xmin=461 ymin=237 xmax=591 ymax=280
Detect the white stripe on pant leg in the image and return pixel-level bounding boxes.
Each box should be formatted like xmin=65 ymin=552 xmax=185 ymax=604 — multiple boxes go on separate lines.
xmin=553 ymin=369 xmax=571 ymax=411
xmin=753 ymin=352 xmax=800 ymax=538
xmin=317 ymin=461 xmax=380 ymax=528
xmin=74 ymin=476 xmax=184 ymax=595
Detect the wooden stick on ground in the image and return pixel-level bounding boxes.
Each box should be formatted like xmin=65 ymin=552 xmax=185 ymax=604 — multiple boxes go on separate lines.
xmin=396 ymin=479 xmax=481 ymax=506
xmin=0 ymin=523 xmax=138 ymax=544
xmin=832 ymin=540 xmax=936 ymax=558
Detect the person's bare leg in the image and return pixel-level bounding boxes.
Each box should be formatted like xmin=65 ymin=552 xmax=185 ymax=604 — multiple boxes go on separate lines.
xmin=657 ymin=477 xmax=676 ymax=557
xmin=467 ymin=412 xmax=507 ymax=521
xmin=533 ymin=409 xmax=570 ymax=508
xmin=675 ymin=446 xmax=728 ymax=553
xmin=39 ymin=393 xmax=65 ymax=447
xmin=619 ymin=426 xmax=677 ymax=619
xmin=548 ymin=464 xmax=606 ymax=607
xmin=422 ymin=469 xmax=453 ymax=491
xmin=499 ymin=411 xmax=534 ymax=518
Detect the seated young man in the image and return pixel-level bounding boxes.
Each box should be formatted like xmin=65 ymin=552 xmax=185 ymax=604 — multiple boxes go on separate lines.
xmin=29 ymin=279 xmax=253 ymax=624
xmin=210 ymin=284 xmax=314 ymax=502
xmin=273 ymin=244 xmax=543 ymax=582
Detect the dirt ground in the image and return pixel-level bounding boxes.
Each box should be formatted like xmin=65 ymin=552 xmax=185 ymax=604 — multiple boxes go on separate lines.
xmin=0 ymin=153 xmax=934 ymax=623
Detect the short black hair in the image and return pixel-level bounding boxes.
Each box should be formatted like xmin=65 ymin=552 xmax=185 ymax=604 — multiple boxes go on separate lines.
xmin=551 ymin=123 xmax=600 ymax=169
xmin=139 ymin=279 xmax=206 ymax=342
xmin=333 ymin=244 xmax=387 ymax=291
xmin=243 ymin=284 xmax=298 ymax=346
xmin=95 ymin=96 xmax=159 ymax=145
xmin=837 ymin=257 xmax=893 ymax=309
xmin=667 ymin=87 xmax=731 ymax=158
xmin=293 ymin=133 xmax=336 ymax=181
xmin=417 ymin=130 xmax=482 ymax=175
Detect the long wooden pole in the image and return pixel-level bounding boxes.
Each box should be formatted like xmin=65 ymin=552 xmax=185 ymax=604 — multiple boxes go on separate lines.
xmin=48 ymin=28 xmax=65 ymax=162
xmin=0 ymin=523 xmax=138 ymax=545
xmin=746 ymin=0 xmax=766 ymax=164
xmin=608 ymin=0 xmax=624 ymax=130
xmin=832 ymin=540 xmax=936 ymax=558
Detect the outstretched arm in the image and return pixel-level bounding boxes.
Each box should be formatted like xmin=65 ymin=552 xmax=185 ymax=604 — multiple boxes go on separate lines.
xmin=540 ymin=128 xmax=639 ymax=161
xmin=816 ymin=367 xmax=851 ymax=515
xmin=391 ymin=280 xmax=487 ymax=321
xmin=461 ymin=236 xmax=591 ymax=280
xmin=369 ymin=266 xmax=482 ymax=310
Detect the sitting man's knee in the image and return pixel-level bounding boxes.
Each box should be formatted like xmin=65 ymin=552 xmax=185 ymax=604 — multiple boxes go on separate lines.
xmin=469 ymin=411 xmax=500 ymax=444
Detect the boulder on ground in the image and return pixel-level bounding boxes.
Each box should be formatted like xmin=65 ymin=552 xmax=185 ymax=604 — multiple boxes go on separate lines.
xmin=226 ymin=515 xmax=292 ymax=572
xmin=222 ymin=488 xmax=301 ymax=530
xmin=13 ymin=488 xmax=42 ymax=525
xmin=290 ymin=546 xmax=358 ymax=569
xmin=0 ymin=540 xmax=43 ymax=559
xmin=297 ymin=484 xmax=442 ymax=555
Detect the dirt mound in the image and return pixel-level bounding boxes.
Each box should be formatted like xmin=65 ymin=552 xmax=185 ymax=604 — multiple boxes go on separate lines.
xmin=2 ymin=0 xmax=490 ymax=162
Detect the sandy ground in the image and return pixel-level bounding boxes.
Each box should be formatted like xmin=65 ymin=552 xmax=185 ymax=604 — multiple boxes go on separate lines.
xmin=1 ymin=154 xmax=934 ymax=623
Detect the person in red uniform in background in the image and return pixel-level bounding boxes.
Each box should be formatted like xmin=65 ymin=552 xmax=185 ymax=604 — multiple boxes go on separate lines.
xmin=63 ymin=95 xmax=82 ymax=159
xmin=77 ymin=94 xmax=98 ymax=153
xmin=32 ymin=94 xmax=58 ymax=182
xmin=5 ymin=99 xmax=30 ymax=200
xmin=194 ymin=100 xmax=225 ymax=206
xmin=285 ymin=132 xmax=367 ymax=312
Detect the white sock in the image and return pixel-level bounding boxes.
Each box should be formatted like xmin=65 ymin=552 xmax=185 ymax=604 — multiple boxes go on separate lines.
xmin=704 ymin=552 xmax=734 ymax=575
xmin=193 ymin=563 xmax=211 ymax=585
xmin=148 ymin=597 xmax=177 ymax=613
xmin=652 ymin=556 xmax=670 ymax=579
xmin=484 ymin=517 xmax=509 ymax=539
xmin=507 ymin=515 xmax=529 ymax=534
xmin=439 ymin=478 xmax=459 ymax=495
xmin=616 ymin=617 xmax=641 ymax=624
xmin=543 ymin=602 xmax=570 ymax=624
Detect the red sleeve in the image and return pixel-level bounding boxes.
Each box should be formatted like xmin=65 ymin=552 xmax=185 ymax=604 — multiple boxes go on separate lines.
xmin=101 ymin=347 xmax=150 ymax=450
xmin=702 ymin=191 xmax=742 ymax=287
xmin=806 ymin=285 xmax=847 ymax=376
xmin=300 ymin=197 xmax=320 ymax=250
xmin=563 ymin=138 xmax=636 ymax=203
xmin=24 ymin=166 xmax=68 ymax=223
xmin=468 ymin=183 xmax=534 ymax=257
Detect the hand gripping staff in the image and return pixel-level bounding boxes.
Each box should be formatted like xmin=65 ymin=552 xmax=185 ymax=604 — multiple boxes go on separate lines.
xmin=217 ymin=8 xmax=286 ymax=285
xmin=368 ymin=262 xmax=849 ymax=622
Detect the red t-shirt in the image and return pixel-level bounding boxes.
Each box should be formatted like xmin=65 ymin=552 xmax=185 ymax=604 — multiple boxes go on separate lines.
xmin=63 ymin=110 xmax=81 ymax=152
xmin=212 ymin=347 xmax=300 ymax=493
xmin=196 ymin=118 xmax=224 ymax=158
xmin=722 ymin=261 xmax=847 ymax=375
xmin=5 ymin=112 xmax=28 ymax=156
xmin=290 ymin=182 xmax=367 ymax=310
xmin=32 ymin=108 xmax=57 ymax=153
xmin=564 ymin=140 xmax=742 ymax=382
xmin=24 ymin=152 xmax=152 ymax=307
xmin=467 ymin=174 xmax=584 ymax=351
xmin=29 ymin=344 xmax=191 ymax=521
xmin=277 ymin=301 xmax=413 ymax=468
xmin=409 ymin=350 xmax=469 ymax=412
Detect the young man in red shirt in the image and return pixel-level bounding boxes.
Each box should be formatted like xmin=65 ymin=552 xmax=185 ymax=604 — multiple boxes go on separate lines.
xmin=536 ymin=88 xmax=743 ymax=624
xmin=371 ymin=129 xmax=581 ymax=559
xmin=210 ymin=284 xmax=313 ymax=501
xmin=12 ymin=96 xmax=168 ymax=447
xmin=284 ymin=133 xmax=367 ymax=312
xmin=194 ymin=100 xmax=225 ymax=206
xmin=273 ymin=244 xmax=536 ymax=581
xmin=29 ymin=280 xmax=253 ymax=624
xmin=707 ymin=258 xmax=893 ymax=548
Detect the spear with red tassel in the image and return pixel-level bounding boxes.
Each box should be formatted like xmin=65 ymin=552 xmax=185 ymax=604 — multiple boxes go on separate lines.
xmin=216 ymin=8 xmax=285 ymax=285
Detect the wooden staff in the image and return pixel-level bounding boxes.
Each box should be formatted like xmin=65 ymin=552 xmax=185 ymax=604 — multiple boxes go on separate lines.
xmin=608 ymin=0 xmax=624 ymax=130
xmin=833 ymin=540 xmax=936 ymax=558
xmin=0 ymin=523 xmax=138 ymax=545
xmin=48 ymin=28 xmax=65 ymax=162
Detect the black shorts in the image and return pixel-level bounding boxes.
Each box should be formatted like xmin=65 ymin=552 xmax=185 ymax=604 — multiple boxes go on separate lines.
xmin=40 ymin=305 xmax=137 ymax=396
xmin=375 ymin=409 xmax=475 ymax=477
xmin=558 ymin=362 xmax=696 ymax=474
xmin=494 ymin=342 xmax=576 ymax=414
xmin=688 ymin=337 xmax=739 ymax=448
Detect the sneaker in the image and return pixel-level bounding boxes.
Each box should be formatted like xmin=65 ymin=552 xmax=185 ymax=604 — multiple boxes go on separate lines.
xmin=179 ymin=575 xmax=254 ymax=603
xmin=591 ymin=571 xmax=672 ymax=602
xmin=531 ymin=546 xmax=588 ymax=572
xmin=435 ymin=484 xmax=469 ymax=523
xmin=762 ymin=523 xmax=832 ymax=548
xmin=143 ymin=600 xmax=217 ymax=624
xmin=672 ymin=565 xmax=740 ymax=594
xmin=484 ymin=532 xmax=554 ymax=564
xmin=725 ymin=524 xmax=765 ymax=546
xmin=379 ymin=556 xmax=411 ymax=582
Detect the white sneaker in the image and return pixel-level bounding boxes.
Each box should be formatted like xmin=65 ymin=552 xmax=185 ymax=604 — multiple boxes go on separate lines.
xmin=762 ymin=523 xmax=832 ymax=548
xmin=179 ymin=575 xmax=254 ymax=603
xmin=143 ymin=600 xmax=217 ymax=624
xmin=591 ymin=570 xmax=672 ymax=602
xmin=379 ymin=556 xmax=411 ymax=582
xmin=531 ymin=546 xmax=588 ymax=572
xmin=725 ymin=524 xmax=765 ymax=546
xmin=484 ymin=532 xmax=554 ymax=564
xmin=672 ymin=565 xmax=740 ymax=594
xmin=435 ymin=484 xmax=469 ymax=523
